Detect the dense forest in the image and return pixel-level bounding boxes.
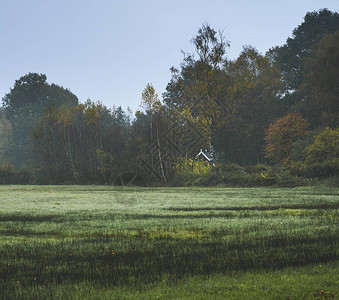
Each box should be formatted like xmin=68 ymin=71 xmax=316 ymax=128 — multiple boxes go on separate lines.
xmin=0 ymin=9 xmax=338 ymax=186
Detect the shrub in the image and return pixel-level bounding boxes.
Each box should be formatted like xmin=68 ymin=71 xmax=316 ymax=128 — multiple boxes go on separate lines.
xmin=285 ymin=161 xmax=306 ymax=177
xmin=96 ymin=148 xmax=115 ymax=184
xmin=170 ymin=172 xmax=201 ymax=187
xmin=174 ymin=158 xmax=211 ymax=176
xmin=320 ymin=175 xmax=339 ymax=187
xmin=305 ymin=127 xmax=339 ymax=165
xmin=303 ymin=127 xmax=339 ymax=179
xmin=17 ymin=164 xmax=33 ymax=184
xmin=194 ymin=174 xmax=220 ymax=186
xmin=245 ymin=164 xmax=270 ymax=173
xmin=305 ymin=161 xmax=339 ymax=179
xmin=274 ymin=170 xmax=310 ymax=187
xmin=171 ymin=162 xmax=312 ymax=188
xmin=0 ymin=161 xmax=16 ymax=184
xmin=212 ymin=163 xmax=245 ymax=175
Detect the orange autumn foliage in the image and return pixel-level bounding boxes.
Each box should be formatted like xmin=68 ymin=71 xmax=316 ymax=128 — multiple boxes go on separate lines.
xmin=265 ymin=113 xmax=308 ymax=164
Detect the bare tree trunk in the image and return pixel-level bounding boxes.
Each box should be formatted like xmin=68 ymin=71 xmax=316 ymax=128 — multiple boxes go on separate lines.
xmin=156 ymin=122 xmax=167 ymax=184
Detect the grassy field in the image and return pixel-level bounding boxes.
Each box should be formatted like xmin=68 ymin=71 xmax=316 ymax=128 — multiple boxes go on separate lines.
xmin=0 ymin=185 xmax=338 ymax=299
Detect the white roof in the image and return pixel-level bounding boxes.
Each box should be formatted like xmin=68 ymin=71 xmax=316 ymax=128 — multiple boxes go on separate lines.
xmin=196 ymin=149 xmax=211 ymax=161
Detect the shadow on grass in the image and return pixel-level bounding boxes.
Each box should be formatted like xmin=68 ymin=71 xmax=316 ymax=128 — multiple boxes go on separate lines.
xmin=0 ymin=214 xmax=65 ymax=223
xmin=0 ymin=232 xmax=338 ymax=289
xmin=165 ymin=203 xmax=339 ymax=211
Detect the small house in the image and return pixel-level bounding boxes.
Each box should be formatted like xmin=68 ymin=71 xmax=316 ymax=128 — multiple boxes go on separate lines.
xmin=196 ymin=148 xmax=215 ymax=166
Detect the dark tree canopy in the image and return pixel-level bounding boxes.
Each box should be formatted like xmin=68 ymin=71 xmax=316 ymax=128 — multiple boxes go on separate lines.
xmin=1 ymin=73 xmax=79 ymax=168
xmin=2 ymin=73 xmax=78 ymax=120
xmin=302 ymin=30 xmax=339 ymax=128
xmin=270 ymin=9 xmax=339 ymax=91
xmin=1 ymin=13 xmax=338 ymax=184
xmin=163 ymin=23 xmax=230 ymax=112
xmin=269 ymin=9 xmax=339 ymax=114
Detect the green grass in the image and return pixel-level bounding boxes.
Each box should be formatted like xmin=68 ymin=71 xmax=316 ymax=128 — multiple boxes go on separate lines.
xmin=0 ymin=185 xmax=338 ymax=299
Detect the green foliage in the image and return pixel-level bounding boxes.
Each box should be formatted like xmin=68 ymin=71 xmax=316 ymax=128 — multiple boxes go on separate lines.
xmin=304 ymin=127 xmax=339 ymax=178
xmin=192 ymin=22 xmax=229 ymax=68
xmin=213 ymin=163 xmax=245 ymax=175
xmin=306 ymin=127 xmax=339 ymax=164
xmin=17 ymin=164 xmax=33 ymax=184
xmin=0 ymin=161 xmax=15 ymax=184
xmin=271 ymin=9 xmax=339 ymax=90
xmin=244 ymin=163 xmax=270 ymax=173
xmin=163 ymin=22 xmax=229 ymax=140
xmin=284 ymin=160 xmax=306 ymax=177
xmin=172 ymin=158 xmax=212 ymax=186
xmin=1 ymin=73 xmax=79 ymax=168
xmin=269 ymin=9 xmax=339 ymax=115
xmin=305 ymin=162 xmax=339 ymax=179
xmin=302 ymin=31 xmax=339 ymax=128
xmin=0 ymin=161 xmax=33 ymax=184
xmin=2 ymin=15 xmax=339 ymax=184
xmin=216 ymin=47 xmax=283 ymax=164
xmin=2 ymin=73 xmax=78 ymax=117
xmin=289 ymin=128 xmax=322 ymax=163
xmin=319 ymin=175 xmax=339 ymax=187
xmin=31 ymin=101 xmax=132 ymax=184
xmin=0 ymin=115 xmax=14 ymax=162
xmin=96 ymin=148 xmax=114 ymax=183
xmin=165 ymin=34 xmax=283 ymax=165
xmin=172 ymin=162 xmax=310 ymax=187
xmin=175 ymin=158 xmax=211 ymax=175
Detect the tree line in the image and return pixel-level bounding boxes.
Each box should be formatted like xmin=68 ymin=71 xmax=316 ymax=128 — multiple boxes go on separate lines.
xmin=0 ymin=8 xmax=338 ymax=185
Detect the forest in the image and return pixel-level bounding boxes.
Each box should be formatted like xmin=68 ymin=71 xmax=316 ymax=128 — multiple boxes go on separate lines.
xmin=0 ymin=8 xmax=338 ymax=186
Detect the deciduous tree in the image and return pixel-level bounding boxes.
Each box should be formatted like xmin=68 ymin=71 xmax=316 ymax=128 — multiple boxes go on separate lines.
xmin=305 ymin=127 xmax=339 ymax=165
xmin=269 ymin=9 xmax=339 ymax=114
xmin=0 ymin=115 xmax=14 ymax=162
xmin=2 ymin=73 xmax=78 ymax=167
xmin=302 ymin=31 xmax=339 ymax=128
xmin=163 ymin=23 xmax=229 ymax=119
xmin=265 ymin=113 xmax=308 ymax=164
xmin=216 ymin=46 xmax=283 ymax=163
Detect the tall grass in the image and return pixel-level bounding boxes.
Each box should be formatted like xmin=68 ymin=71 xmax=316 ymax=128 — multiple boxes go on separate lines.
xmin=0 ymin=185 xmax=338 ymax=299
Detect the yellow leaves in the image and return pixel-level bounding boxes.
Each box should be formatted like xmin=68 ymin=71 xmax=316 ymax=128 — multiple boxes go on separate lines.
xmin=84 ymin=106 xmax=102 ymax=126
xmin=48 ymin=101 xmax=107 ymax=129
xmin=1 ymin=161 xmax=15 ymax=173
xmin=305 ymin=127 xmax=339 ymax=164
xmin=140 ymin=83 xmax=162 ymax=114
xmin=83 ymin=101 xmax=106 ymax=126
xmin=58 ymin=104 xmax=75 ymax=126
xmin=260 ymin=172 xmax=268 ymax=179
xmin=96 ymin=148 xmax=114 ymax=176
xmin=175 ymin=157 xmax=211 ymax=175
xmin=179 ymin=106 xmax=212 ymax=140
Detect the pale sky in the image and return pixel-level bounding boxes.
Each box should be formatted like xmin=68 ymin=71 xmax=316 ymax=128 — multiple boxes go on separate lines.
xmin=1 ymin=0 xmax=338 ymax=112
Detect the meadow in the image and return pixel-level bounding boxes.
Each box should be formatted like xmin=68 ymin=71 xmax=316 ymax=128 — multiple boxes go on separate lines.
xmin=0 ymin=185 xmax=338 ymax=299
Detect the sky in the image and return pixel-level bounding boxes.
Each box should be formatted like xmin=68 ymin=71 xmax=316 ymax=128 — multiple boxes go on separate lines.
xmin=1 ymin=0 xmax=338 ymax=112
